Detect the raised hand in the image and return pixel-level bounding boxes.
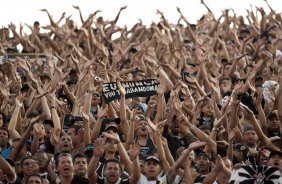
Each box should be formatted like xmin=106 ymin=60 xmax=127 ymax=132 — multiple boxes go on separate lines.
xmin=97 ymin=105 xmax=108 ymax=119
xmin=128 ymin=142 xmax=140 ymax=159
xmin=102 ymin=132 xmax=120 ymax=144
xmin=93 ymin=138 xmax=105 ymax=156
xmin=117 ymin=80 xmax=126 ymax=96
xmin=187 ymin=140 xmax=207 ymax=151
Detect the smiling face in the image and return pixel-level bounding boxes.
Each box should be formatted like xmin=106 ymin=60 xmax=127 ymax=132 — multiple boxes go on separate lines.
xmin=200 ymin=101 xmax=214 ymax=118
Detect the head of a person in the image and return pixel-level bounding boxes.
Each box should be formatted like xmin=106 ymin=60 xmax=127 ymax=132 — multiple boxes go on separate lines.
xmin=91 ymin=91 xmax=101 ymax=106
xmin=233 ymin=143 xmax=249 ymax=162
xmin=129 ymin=101 xmax=146 ymax=114
xmin=243 ymin=124 xmax=258 ymax=148
xmin=43 ymin=120 xmax=53 ymax=139
xmin=223 ymin=63 xmax=232 ymax=76
xmin=56 ymin=153 xmax=74 ymax=179
xmin=21 ymin=156 xmax=39 ymax=177
xmin=0 ymin=127 xmax=9 ymax=148
xmin=143 ymin=156 xmax=162 ymax=181
xmin=104 ymin=121 xmax=119 ymax=134
xmin=254 ymin=75 xmax=264 ymax=88
xmin=73 ymin=153 xmax=87 ymax=177
xmin=25 ymin=173 xmax=43 ymax=184
xmin=33 ymin=21 xmax=40 ymax=33
xmin=269 ymin=151 xmax=282 ymax=168
xmin=267 ymin=112 xmax=280 ymax=132
xmin=58 ymin=134 xmax=73 ymax=153
xmin=34 ymin=150 xmax=49 ymax=172
xmin=135 ymin=114 xmax=149 ymax=136
xmin=103 ymin=159 xmax=122 ymax=184
xmin=133 ymin=69 xmax=146 ymax=80
xmin=67 ymin=124 xmax=83 ymax=145
xmin=168 ymin=115 xmax=180 ymax=135
xmin=200 ymin=99 xmax=214 ymax=118
xmin=219 ymin=77 xmax=231 ymax=93
xmin=195 ymin=152 xmax=211 ymax=175
xmin=217 ymin=157 xmax=233 ymax=184
xmin=104 ymin=136 xmax=118 ymax=155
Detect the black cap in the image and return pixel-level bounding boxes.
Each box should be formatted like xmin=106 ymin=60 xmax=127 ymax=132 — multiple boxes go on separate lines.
xmin=269 ymin=151 xmax=282 ymax=159
xmin=145 ymin=156 xmax=160 ymax=164
xmin=233 ymin=143 xmax=249 ymax=157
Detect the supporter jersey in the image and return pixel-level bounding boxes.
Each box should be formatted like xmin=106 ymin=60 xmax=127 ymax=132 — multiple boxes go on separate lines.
xmin=97 ymin=176 xmax=129 ymax=184
xmin=137 ymin=174 xmax=167 ymax=184
xmin=138 ymin=137 xmax=156 ymax=161
xmin=229 ymin=165 xmax=282 ymax=184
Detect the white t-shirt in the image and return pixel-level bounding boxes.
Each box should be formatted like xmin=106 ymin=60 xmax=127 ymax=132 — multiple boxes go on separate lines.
xmin=137 ymin=173 xmax=167 ymax=184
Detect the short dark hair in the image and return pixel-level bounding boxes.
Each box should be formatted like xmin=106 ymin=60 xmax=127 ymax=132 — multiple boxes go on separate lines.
xmin=0 ymin=127 xmax=9 ymax=138
xmin=104 ymin=158 xmax=122 ymax=172
xmin=26 ymin=173 xmax=43 ymax=183
xmin=56 ymin=153 xmax=73 ymax=166
xmin=21 ymin=155 xmax=38 ymax=167
xmin=73 ymin=153 xmax=86 ymax=163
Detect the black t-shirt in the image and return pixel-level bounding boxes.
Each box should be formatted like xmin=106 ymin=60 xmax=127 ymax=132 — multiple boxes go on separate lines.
xmin=138 ymin=136 xmax=156 ymax=161
xmin=166 ymin=134 xmax=188 ymax=160
xmin=71 ymin=175 xmax=89 ymax=184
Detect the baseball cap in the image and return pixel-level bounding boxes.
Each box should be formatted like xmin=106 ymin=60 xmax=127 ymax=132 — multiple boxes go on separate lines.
xmin=84 ymin=144 xmax=94 ymax=157
xmin=129 ymin=101 xmax=147 ymax=112
xmin=233 ymin=143 xmax=249 ymax=157
xmin=269 ymin=150 xmax=282 ymax=159
xmin=145 ymin=156 xmax=160 ymax=164
xmin=104 ymin=123 xmax=119 ymax=132
xmin=243 ymin=124 xmax=255 ymax=133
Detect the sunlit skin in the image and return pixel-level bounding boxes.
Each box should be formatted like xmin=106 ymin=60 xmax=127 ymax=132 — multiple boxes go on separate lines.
xmin=26 ymin=176 xmax=42 ymax=184
xmin=73 ymin=157 xmax=88 ymax=177
xmin=104 ymin=162 xmax=122 ymax=184
xmin=243 ymin=130 xmax=258 ymax=148
xmin=269 ymin=154 xmax=282 ymax=168
xmin=195 ymin=156 xmax=210 ymax=175
xmin=143 ymin=160 xmax=161 ymax=181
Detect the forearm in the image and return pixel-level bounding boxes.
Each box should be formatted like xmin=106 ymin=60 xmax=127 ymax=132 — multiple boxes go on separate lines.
xmin=202 ymin=169 xmax=219 ymax=184
xmin=31 ymin=135 xmax=40 ymax=155
xmin=41 ymin=96 xmax=51 ymax=120
xmin=7 ymin=105 xmax=21 ymax=140
xmin=154 ymin=93 xmax=164 ymax=123
xmin=0 ymin=156 xmax=16 ymax=182
xmin=117 ymin=142 xmax=132 ymax=174
xmin=51 ymin=107 xmax=61 ymax=132
xmin=91 ymin=119 xmax=102 ymax=142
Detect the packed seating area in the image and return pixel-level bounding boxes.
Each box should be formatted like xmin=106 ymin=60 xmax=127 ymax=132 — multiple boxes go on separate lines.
xmin=0 ymin=1 xmax=282 ymax=183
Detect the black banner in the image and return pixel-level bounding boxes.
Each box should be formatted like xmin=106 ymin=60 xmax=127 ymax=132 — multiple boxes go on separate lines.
xmin=102 ymin=79 xmax=159 ymax=103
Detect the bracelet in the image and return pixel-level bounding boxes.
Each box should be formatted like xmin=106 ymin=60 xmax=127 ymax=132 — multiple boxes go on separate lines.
xmin=50 ymin=106 xmax=57 ymax=109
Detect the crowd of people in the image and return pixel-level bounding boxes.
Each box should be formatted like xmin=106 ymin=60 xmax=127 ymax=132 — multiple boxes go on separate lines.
xmin=0 ymin=0 xmax=282 ymax=183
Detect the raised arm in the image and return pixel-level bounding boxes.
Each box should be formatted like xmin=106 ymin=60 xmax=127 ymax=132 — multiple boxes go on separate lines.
xmin=7 ymin=97 xmax=22 ymax=140
xmin=0 ymin=155 xmax=16 ymax=183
